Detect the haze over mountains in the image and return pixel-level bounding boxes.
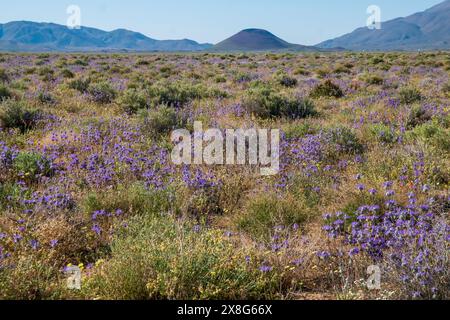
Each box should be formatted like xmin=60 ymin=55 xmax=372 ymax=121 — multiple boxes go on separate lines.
xmin=0 ymin=1 xmax=449 ymax=52
xmin=318 ymin=0 xmax=450 ymax=50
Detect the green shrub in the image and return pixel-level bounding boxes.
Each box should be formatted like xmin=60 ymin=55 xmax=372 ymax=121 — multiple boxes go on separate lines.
xmin=13 ymin=152 xmax=54 ymax=181
xmin=68 ymin=78 xmax=91 ymax=93
xmin=118 ymin=89 xmax=148 ymax=114
xmin=88 ymin=82 xmax=117 ymax=104
xmin=407 ymin=121 xmax=450 ymax=152
xmin=363 ymin=74 xmax=384 ymax=85
xmin=147 ymin=81 xmax=207 ymax=108
xmin=406 ymin=105 xmax=433 ymax=129
xmin=324 ymin=126 xmax=364 ymax=156
xmin=276 ymin=73 xmax=298 ymax=87
xmin=370 ymin=124 xmax=398 ymax=144
xmin=82 ymin=215 xmax=278 ymax=299
xmin=293 ymin=68 xmax=310 ymax=76
xmin=0 ymin=68 xmax=9 ymax=83
xmin=61 ymin=69 xmax=75 ymax=79
xmin=310 ymin=80 xmax=344 ymax=98
xmin=0 ymin=84 xmax=12 ymax=100
xmin=141 ymin=106 xmax=181 ymax=136
xmin=0 ymin=99 xmax=42 ymax=133
xmin=442 ymin=82 xmax=450 ymax=95
xmin=238 ymin=194 xmax=310 ymax=242
xmin=399 ymin=87 xmax=422 ymax=105
xmin=82 ymin=183 xmax=175 ymax=218
xmin=243 ymin=86 xmax=316 ymax=119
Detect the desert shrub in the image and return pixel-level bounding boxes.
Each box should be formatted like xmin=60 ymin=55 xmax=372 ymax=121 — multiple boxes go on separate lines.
xmin=399 ymin=87 xmax=422 ymax=105
xmin=406 ymin=105 xmax=433 ymax=129
xmin=13 ymin=151 xmax=54 ymax=181
xmin=275 ymin=73 xmax=298 ymax=87
xmin=0 ymin=84 xmax=12 ymax=100
xmin=81 ymin=215 xmax=278 ymax=299
xmin=293 ymin=67 xmax=310 ymax=76
xmin=443 ymin=82 xmax=450 ymax=95
xmin=363 ymin=74 xmax=384 ymax=85
xmin=243 ymin=86 xmax=316 ymax=119
xmin=0 ymin=68 xmax=9 ymax=83
xmin=0 ymin=257 xmax=61 ymax=300
xmin=60 ymin=68 xmax=75 ymax=79
xmin=324 ymin=126 xmax=364 ymax=157
xmin=146 ymin=81 xmax=206 ymax=108
xmin=214 ymin=76 xmax=227 ymax=83
xmin=83 ymin=183 xmax=175 ymax=218
xmin=118 ymin=88 xmax=148 ymax=114
xmin=370 ymin=124 xmax=398 ymax=144
xmin=238 ymin=194 xmax=310 ymax=242
xmin=37 ymin=91 xmax=56 ymax=105
xmin=38 ymin=66 xmax=55 ymax=82
xmin=0 ymin=99 xmax=42 ymax=133
xmin=68 ymin=78 xmax=91 ymax=93
xmin=407 ymin=121 xmax=450 ymax=152
xmin=283 ymin=122 xmax=318 ymax=139
xmin=141 ymin=106 xmax=181 ymax=135
xmin=310 ymin=80 xmax=344 ymax=98
xmin=233 ymin=72 xmax=253 ymax=83
xmin=88 ymin=82 xmax=117 ymax=104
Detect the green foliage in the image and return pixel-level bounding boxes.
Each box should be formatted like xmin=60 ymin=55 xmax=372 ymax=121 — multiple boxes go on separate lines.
xmin=310 ymin=80 xmax=344 ymax=98
xmin=0 ymin=68 xmax=9 ymax=83
xmin=68 ymin=78 xmax=91 ymax=93
xmin=118 ymin=89 xmax=149 ymax=114
xmin=238 ymin=194 xmax=310 ymax=242
xmin=0 ymin=84 xmax=12 ymax=100
xmin=243 ymin=86 xmax=316 ymax=119
xmin=60 ymin=68 xmax=75 ymax=79
xmin=13 ymin=152 xmax=54 ymax=181
xmin=370 ymin=124 xmax=398 ymax=144
xmin=88 ymin=82 xmax=117 ymax=104
xmin=275 ymin=73 xmax=298 ymax=87
xmin=324 ymin=126 xmax=364 ymax=157
xmin=407 ymin=121 xmax=450 ymax=152
xmin=0 ymin=99 xmax=42 ymax=133
xmin=141 ymin=106 xmax=181 ymax=136
xmin=82 ymin=215 xmax=278 ymax=299
xmin=399 ymin=87 xmax=422 ymax=105
xmin=406 ymin=105 xmax=433 ymax=129
xmin=146 ymin=81 xmax=207 ymax=107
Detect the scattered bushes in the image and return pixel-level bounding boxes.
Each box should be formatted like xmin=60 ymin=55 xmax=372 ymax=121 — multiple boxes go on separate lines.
xmin=310 ymin=80 xmax=344 ymax=98
xmin=324 ymin=126 xmax=365 ymax=157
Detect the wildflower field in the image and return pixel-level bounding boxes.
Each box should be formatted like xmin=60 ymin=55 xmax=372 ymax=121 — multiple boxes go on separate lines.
xmin=0 ymin=51 xmax=448 ymax=300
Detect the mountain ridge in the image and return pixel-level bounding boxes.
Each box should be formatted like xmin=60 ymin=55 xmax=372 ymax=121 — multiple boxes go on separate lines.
xmin=0 ymin=21 xmax=213 ymax=52
xmin=317 ymin=0 xmax=450 ymax=51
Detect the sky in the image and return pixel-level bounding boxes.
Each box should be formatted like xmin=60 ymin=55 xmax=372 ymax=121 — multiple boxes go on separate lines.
xmin=0 ymin=0 xmax=444 ymax=45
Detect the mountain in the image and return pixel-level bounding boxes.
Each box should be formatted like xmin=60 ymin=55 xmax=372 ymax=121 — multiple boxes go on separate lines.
xmin=212 ymin=29 xmax=318 ymax=52
xmin=0 ymin=21 xmax=213 ymax=52
xmin=318 ymin=0 xmax=450 ymax=51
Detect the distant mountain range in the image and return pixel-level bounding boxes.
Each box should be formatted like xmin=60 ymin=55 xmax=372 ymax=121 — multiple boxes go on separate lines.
xmin=318 ymin=0 xmax=450 ymax=51
xmin=212 ymin=29 xmax=318 ymax=52
xmin=1 ymin=1 xmax=450 ymax=52
xmin=0 ymin=21 xmax=212 ymax=52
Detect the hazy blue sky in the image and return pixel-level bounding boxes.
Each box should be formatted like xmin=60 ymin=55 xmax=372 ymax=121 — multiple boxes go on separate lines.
xmin=0 ymin=0 xmax=444 ymax=45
